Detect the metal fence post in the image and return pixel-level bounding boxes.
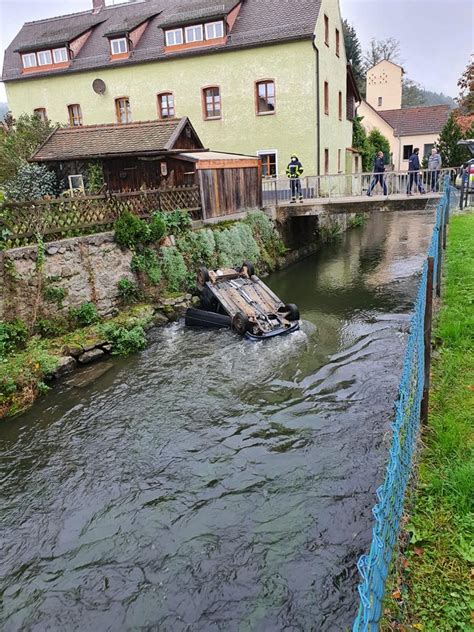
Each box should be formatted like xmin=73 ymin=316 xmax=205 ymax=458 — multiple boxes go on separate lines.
xmin=421 ymin=256 xmax=435 ymax=426
xmin=436 ymin=202 xmax=444 ymax=298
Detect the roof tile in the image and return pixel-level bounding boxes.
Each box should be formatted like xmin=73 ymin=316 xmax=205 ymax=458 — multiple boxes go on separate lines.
xmin=378 ymin=105 xmax=450 ymax=136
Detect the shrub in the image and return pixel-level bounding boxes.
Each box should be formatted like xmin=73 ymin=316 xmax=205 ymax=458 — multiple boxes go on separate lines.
xmin=36 ymin=317 xmax=68 ymax=338
xmin=176 ymin=228 xmax=218 ymax=270
xmin=117 ymin=278 xmax=140 ymax=304
xmin=100 ymin=323 xmax=147 ymax=356
xmin=4 ymin=163 xmax=58 ymax=201
xmin=85 ymin=162 xmax=104 ymax=194
xmin=161 ymin=246 xmax=188 ymax=292
xmin=148 ymin=212 xmax=167 ymax=243
xmin=131 ymin=248 xmax=161 ymax=285
xmin=164 ymin=209 xmax=192 ymax=236
xmin=43 ymin=285 xmax=66 ymax=306
xmin=0 ymin=319 xmax=28 ymax=357
xmin=69 ymin=302 xmax=100 ymax=327
xmin=114 ymin=211 xmax=150 ymax=249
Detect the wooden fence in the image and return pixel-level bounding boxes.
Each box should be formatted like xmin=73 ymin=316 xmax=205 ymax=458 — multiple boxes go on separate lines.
xmin=0 ymin=186 xmax=202 ymax=249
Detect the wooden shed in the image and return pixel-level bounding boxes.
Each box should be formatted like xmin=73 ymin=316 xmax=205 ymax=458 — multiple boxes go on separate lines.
xmin=179 ymin=151 xmax=262 ymax=220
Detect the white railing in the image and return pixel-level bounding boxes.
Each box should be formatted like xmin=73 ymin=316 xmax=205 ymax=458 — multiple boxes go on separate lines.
xmin=262 ymin=168 xmax=458 ymax=206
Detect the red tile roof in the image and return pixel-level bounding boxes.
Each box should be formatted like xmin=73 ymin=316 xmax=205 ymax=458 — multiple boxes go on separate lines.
xmin=378 ymin=105 xmax=450 ymax=136
xmin=31 ymin=117 xmax=203 ymax=161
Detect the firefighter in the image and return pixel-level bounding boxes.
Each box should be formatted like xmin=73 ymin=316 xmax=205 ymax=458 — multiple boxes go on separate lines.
xmin=286 ymin=154 xmax=304 ymax=203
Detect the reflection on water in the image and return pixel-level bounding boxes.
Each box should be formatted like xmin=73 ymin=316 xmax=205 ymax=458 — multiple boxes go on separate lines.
xmin=0 ymin=211 xmax=434 ymax=631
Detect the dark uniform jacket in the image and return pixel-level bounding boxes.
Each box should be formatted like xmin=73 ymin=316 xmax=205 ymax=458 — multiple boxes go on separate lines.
xmin=408 ymin=153 xmax=421 ymax=171
xmin=373 ymin=156 xmax=385 ymax=173
xmin=286 ymin=160 xmax=304 ymax=178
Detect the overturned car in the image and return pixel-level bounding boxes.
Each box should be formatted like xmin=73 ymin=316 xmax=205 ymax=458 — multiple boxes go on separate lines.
xmin=185 ymin=261 xmax=300 ymax=340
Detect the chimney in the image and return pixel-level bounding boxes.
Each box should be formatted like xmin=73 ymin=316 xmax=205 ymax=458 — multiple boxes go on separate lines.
xmin=92 ymin=0 xmax=105 ymax=13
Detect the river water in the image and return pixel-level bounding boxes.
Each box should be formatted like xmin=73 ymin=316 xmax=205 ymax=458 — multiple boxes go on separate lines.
xmin=0 ymin=210 xmax=434 ymax=632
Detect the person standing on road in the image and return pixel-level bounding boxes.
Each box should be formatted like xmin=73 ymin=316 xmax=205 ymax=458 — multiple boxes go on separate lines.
xmin=367 ymin=151 xmax=388 ymax=196
xmin=286 ymin=154 xmax=304 ymax=203
xmin=407 ymin=148 xmax=425 ymax=195
xmin=428 ymin=147 xmax=442 ymax=192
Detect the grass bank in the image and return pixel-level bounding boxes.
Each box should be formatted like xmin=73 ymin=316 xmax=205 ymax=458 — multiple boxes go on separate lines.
xmin=383 ymin=213 xmax=474 ymax=631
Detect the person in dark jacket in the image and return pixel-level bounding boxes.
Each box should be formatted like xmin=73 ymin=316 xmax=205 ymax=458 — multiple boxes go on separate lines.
xmin=367 ymin=151 xmax=388 ymax=196
xmin=286 ymin=154 xmax=304 ymax=203
xmin=406 ymin=148 xmax=425 ymax=195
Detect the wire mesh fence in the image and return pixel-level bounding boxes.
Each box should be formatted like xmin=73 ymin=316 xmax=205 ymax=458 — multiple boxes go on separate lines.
xmin=352 ymin=177 xmax=452 ymax=631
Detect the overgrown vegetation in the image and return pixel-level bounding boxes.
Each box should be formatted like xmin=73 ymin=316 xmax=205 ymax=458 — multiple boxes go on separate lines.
xmin=4 ymin=162 xmax=58 ymax=201
xmin=0 ymin=319 xmax=28 ymax=357
xmin=352 ymin=118 xmax=392 ymax=171
xmin=99 ymin=323 xmax=147 ymax=356
xmin=117 ymin=278 xmax=140 ymax=305
xmin=69 ymin=302 xmax=100 ymax=327
xmin=383 ymin=214 xmax=474 ymax=632
xmin=84 ymin=162 xmax=105 ymax=195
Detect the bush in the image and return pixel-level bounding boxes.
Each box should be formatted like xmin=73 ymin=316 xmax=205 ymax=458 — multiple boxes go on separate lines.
xmin=43 ymin=285 xmax=66 ymax=306
xmin=0 ymin=319 xmax=28 ymax=357
xmin=160 ymin=247 xmax=188 ymax=292
xmin=164 ymin=209 xmax=192 ymax=236
xmin=148 ymin=212 xmax=167 ymax=243
xmin=176 ymin=228 xmax=218 ymax=270
xmin=117 ymin=278 xmax=140 ymax=304
xmin=85 ymin=162 xmax=104 ymax=194
xmin=131 ymin=248 xmax=161 ymax=285
xmin=114 ymin=211 xmax=150 ymax=249
xmin=245 ymin=210 xmax=286 ymax=265
xmin=4 ymin=163 xmax=58 ymax=201
xmin=100 ymin=323 xmax=147 ymax=356
xmin=36 ymin=317 xmax=68 ymax=338
xmin=69 ymin=302 xmax=100 ymax=327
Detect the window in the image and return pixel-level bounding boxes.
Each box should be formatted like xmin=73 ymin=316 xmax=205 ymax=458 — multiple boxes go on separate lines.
xmin=424 ymin=143 xmax=434 ymax=158
xmin=324 ymin=81 xmax=329 ymax=115
xmin=37 ymin=50 xmax=52 ymax=66
xmin=185 ymin=25 xmax=203 ymax=43
xmin=355 ymin=155 xmax=359 ymax=172
xmin=115 ymin=97 xmax=132 ymax=124
xmin=256 ymin=80 xmax=275 ymax=114
xmin=403 ymin=144 xmax=413 ymax=160
xmin=378 ymin=96 xmax=383 ymax=107
xmin=68 ymin=104 xmax=83 ymax=126
xmin=324 ymin=15 xmax=329 ymax=46
xmin=258 ymin=151 xmax=277 ymax=178
xmin=110 ymin=37 xmax=128 ymax=55
xmin=338 ymin=91 xmax=342 ymax=120
xmin=205 ymin=21 xmax=224 ymax=39
xmin=165 ymin=28 xmax=184 ymax=46
xmin=22 ymin=52 xmax=37 ymax=68
xmin=324 ymin=148 xmax=329 ymax=174
xmin=53 ymin=47 xmax=68 ymax=63
xmin=33 ymin=108 xmax=47 ymax=122
xmin=203 ymin=87 xmax=221 ymax=119
xmin=158 ymin=92 xmax=175 ymax=118
xmin=338 ymin=149 xmax=342 ymax=172
xmin=335 ymin=28 xmax=340 ymax=56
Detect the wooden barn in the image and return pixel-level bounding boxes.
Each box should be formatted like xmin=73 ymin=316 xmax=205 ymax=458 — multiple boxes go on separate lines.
xmin=31 ymin=118 xmax=262 ymax=219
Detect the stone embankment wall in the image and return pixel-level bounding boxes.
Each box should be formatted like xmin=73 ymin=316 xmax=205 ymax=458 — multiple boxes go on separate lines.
xmin=0 ymin=233 xmax=133 ymax=324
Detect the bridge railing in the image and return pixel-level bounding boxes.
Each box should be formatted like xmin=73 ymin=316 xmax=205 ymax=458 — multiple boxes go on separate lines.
xmin=352 ymin=177 xmax=456 ymax=631
xmin=262 ymin=168 xmax=458 ymax=205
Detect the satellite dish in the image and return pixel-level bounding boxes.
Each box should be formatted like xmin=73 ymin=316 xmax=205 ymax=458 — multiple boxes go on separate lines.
xmin=92 ymin=78 xmax=106 ymax=95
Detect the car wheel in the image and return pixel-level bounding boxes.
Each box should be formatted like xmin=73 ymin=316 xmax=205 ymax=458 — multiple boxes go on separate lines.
xmin=284 ymin=303 xmax=300 ymax=321
xmin=232 ymin=311 xmax=251 ymax=335
xmin=241 ymin=261 xmax=255 ymax=277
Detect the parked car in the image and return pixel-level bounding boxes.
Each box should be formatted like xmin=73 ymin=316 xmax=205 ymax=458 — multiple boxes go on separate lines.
xmin=185 ymin=261 xmax=300 ymax=340
xmin=455 ymin=158 xmax=474 ymax=189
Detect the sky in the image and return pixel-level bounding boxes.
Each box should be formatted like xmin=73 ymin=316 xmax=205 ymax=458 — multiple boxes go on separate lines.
xmin=0 ymin=0 xmax=472 ymax=103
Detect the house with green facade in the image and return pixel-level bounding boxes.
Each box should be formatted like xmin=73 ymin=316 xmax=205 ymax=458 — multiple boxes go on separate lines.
xmin=2 ymin=0 xmax=359 ymax=178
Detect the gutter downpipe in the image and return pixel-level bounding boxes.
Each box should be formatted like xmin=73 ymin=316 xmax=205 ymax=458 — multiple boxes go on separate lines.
xmin=312 ymin=35 xmax=321 ymax=177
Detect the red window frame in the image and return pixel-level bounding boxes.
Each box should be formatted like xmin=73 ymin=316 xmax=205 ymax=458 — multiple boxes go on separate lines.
xmin=158 ymin=92 xmax=175 ymax=119
xmin=115 ymin=97 xmax=132 ymax=124
xmin=255 ymin=80 xmax=275 ymax=115
xmin=202 ymin=86 xmax=221 ymax=119
xmin=68 ymin=103 xmax=82 ymax=127
xmin=33 ymin=107 xmax=47 ymax=122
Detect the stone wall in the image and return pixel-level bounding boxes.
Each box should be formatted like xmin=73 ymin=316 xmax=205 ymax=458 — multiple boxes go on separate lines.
xmin=0 ymin=232 xmax=134 ymax=324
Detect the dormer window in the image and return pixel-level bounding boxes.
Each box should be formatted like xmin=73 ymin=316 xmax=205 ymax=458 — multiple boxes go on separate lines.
xmin=185 ymin=25 xmax=203 ymax=43
xmin=53 ymin=47 xmax=68 ymax=63
xmin=110 ymin=37 xmax=128 ymax=55
xmin=205 ymin=21 xmax=224 ymax=40
xmin=38 ymin=50 xmax=53 ymax=66
xmin=165 ymin=29 xmax=184 ymax=46
xmin=22 ymin=53 xmax=37 ymax=68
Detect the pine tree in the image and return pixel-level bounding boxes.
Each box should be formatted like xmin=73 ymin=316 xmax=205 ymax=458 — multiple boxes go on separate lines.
xmin=342 ymin=19 xmax=365 ymax=96
xmin=438 ymin=113 xmax=471 ymax=167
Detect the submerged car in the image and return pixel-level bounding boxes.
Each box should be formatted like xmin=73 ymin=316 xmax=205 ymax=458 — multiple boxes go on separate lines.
xmin=185 ymin=261 xmax=300 ymax=340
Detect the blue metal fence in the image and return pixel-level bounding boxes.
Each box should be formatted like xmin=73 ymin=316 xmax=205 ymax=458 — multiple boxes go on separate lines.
xmin=352 ymin=177 xmax=452 ymax=631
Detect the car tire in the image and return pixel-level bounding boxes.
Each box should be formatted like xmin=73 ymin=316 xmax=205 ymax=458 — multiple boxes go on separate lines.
xmin=284 ymin=303 xmax=300 ymax=321
xmin=232 ymin=311 xmax=251 ymax=336
xmin=241 ymin=261 xmax=255 ymax=277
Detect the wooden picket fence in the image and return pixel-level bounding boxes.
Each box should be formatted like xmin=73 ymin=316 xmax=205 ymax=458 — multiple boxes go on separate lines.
xmin=0 ymin=185 xmax=202 ymax=249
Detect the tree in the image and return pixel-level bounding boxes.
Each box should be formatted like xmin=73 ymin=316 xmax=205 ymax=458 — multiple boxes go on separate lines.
xmin=438 ymin=112 xmax=473 ymax=167
xmin=0 ymin=113 xmax=55 ymax=183
xmin=456 ymin=57 xmax=474 ymax=113
xmin=4 ymin=163 xmax=58 ymax=201
xmin=402 ymin=79 xmax=456 ymax=108
xmin=367 ymin=129 xmax=391 ymax=164
xmin=342 ymin=19 xmax=365 ymax=96
xmin=363 ymin=37 xmax=401 ymax=72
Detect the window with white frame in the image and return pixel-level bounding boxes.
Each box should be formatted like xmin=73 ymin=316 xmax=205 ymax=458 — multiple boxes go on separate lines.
xmin=37 ymin=50 xmax=52 ymax=66
xmin=53 ymin=47 xmax=69 ymax=63
xmin=165 ymin=28 xmax=184 ymax=46
xmin=205 ymin=21 xmax=224 ymax=39
xmin=22 ymin=53 xmax=37 ymax=68
xmin=185 ymin=24 xmax=203 ymax=43
xmin=110 ymin=37 xmax=128 ymax=55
